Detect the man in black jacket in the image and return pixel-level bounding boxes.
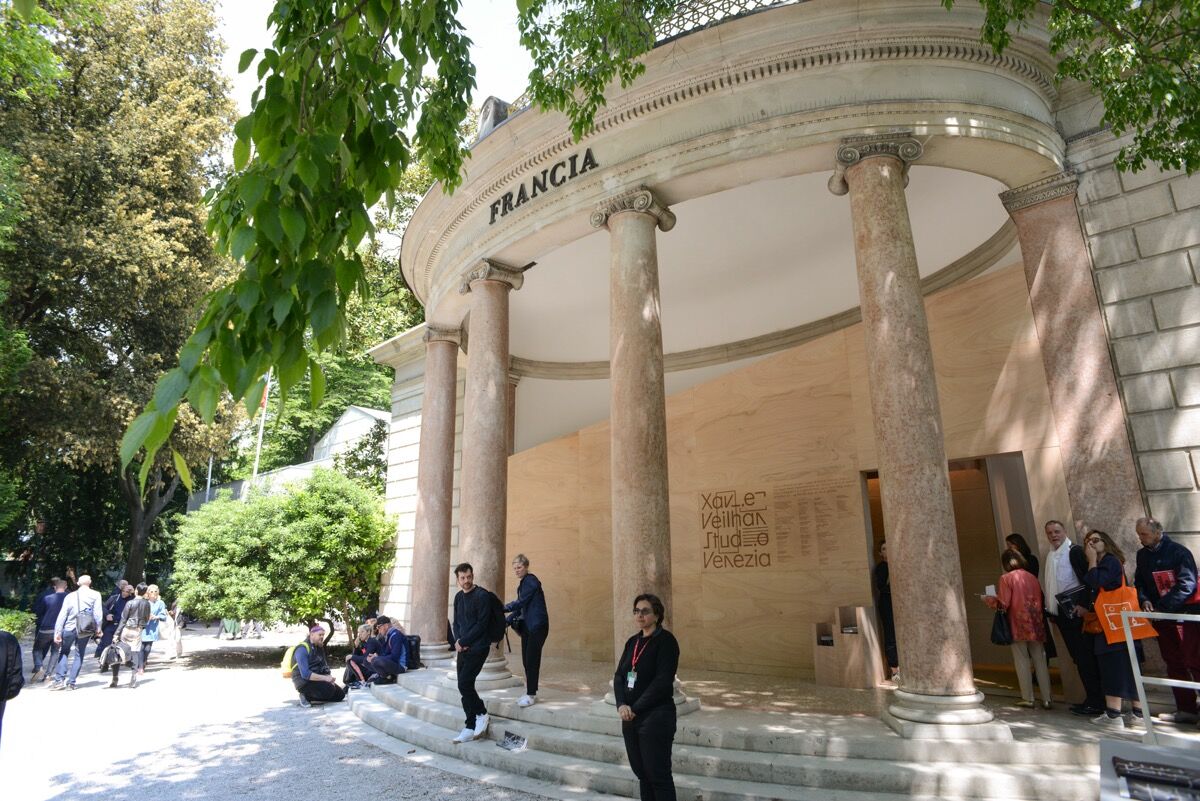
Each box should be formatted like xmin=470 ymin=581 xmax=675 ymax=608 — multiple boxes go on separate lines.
xmin=1134 ymin=517 xmax=1200 ymax=725
xmin=450 ymin=563 xmax=492 ymax=744
xmin=1042 ymin=519 xmax=1104 ymax=715
xmin=0 ymin=629 xmax=23 ymax=748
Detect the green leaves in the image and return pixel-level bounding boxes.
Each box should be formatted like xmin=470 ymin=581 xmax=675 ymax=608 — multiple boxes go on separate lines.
xmin=238 ymin=48 xmax=257 ymax=73
xmin=12 ymin=0 xmax=37 ymax=20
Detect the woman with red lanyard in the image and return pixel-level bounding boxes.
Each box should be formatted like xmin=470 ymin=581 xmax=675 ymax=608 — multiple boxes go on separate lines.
xmin=614 ymin=593 xmax=680 ymax=801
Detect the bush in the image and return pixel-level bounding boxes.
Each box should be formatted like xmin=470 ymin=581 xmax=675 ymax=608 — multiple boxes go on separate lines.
xmin=0 ymin=609 xmax=35 ymax=637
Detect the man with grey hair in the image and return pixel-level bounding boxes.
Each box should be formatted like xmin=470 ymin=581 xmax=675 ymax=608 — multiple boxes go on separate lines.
xmin=50 ymin=574 xmax=103 ymax=690
xmin=1134 ymin=516 xmax=1200 ymax=726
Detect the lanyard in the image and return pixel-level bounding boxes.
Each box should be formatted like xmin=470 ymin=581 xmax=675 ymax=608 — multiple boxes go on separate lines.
xmin=631 ymin=636 xmax=650 ymax=671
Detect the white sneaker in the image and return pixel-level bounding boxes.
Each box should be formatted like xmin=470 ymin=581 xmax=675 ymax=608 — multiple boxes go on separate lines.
xmin=517 ymin=694 xmax=536 ymax=707
xmin=473 ymin=713 xmax=490 ymax=738
xmin=452 ymin=727 xmax=475 ymax=743
xmin=1090 ymin=712 xmax=1126 ymax=730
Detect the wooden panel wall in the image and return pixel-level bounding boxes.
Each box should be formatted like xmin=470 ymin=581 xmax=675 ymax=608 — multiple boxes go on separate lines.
xmin=505 ymin=263 xmax=1074 ymax=677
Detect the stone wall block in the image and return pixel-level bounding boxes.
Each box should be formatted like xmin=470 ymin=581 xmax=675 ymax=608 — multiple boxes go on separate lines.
xmin=1082 ymin=184 xmax=1173 ymax=237
xmin=1191 ymin=451 xmax=1200 ymax=487
xmin=1135 ymin=209 xmax=1200 ymax=257
xmin=1096 ymin=252 xmax=1193 ymax=303
xmin=1104 ymin=298 xmax=1156 ymax=338
xmin=1171 ymin=176 xmax=1200 ymax=211
xmin=1130 ymin=407 xmax=1200 ymax=451
xmin=1148 ymin=491 xmax=1200 ymax=533
xmin=1139 ymin=452 xmax=1197 ymax=491
xmin=1089 ymin=228 xmax=1139 ymax=267
xmin=1173 ymin=366 xmax=1200 ymax=407
xmin=1192 ymin=249 xmax=1200 ymax=283
xmin=1079 ymin=166 xmax=1122 ymax=204
xmin=1114 ymin=327 xmax=1200 ymax=374
xmin=1120 ymin=163 xmax=1185 ymax=192
xmin=1153 ymin=287 xmax=1200 ymax=329
xmin=1121 ymin=373 xmax=1175 ymax=413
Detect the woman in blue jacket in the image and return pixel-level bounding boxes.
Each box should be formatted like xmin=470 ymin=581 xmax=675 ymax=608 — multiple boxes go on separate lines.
xmin=1082 ymin=531 xmax=1145 ymax=730
xmin=506 ymin=554 xmax=549 ymax=707
xmin=140 ymin=584 xmax=169 ymax=675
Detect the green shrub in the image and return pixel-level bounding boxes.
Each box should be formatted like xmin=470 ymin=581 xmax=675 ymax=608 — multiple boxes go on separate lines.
xmin=0 ymin=609 xmax=35 ymax=637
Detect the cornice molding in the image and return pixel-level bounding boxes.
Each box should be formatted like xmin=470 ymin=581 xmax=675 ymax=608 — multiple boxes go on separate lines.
xmin=458 ymin=259 xmax=525 ymax=294
xmin=407 ymin=30 xmax=1058 ymax=297
xmin=828 ymin=130 xmax=923 ymax=195
xmin=510 ymin=219 xmax=1018 ymax=380
xmin=998 ymin=171 xmax=1078 ymax=213
xmin=590 ymin=186 xmax=676 ymax=231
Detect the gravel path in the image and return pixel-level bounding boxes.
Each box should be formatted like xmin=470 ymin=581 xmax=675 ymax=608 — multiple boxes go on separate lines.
xmin=3 ymin=626 xmax=554 ymax=801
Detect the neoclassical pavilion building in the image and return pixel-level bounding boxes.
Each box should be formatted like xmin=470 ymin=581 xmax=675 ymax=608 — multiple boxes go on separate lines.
xmin=368 ymin=0 xmax=1200 ymax=742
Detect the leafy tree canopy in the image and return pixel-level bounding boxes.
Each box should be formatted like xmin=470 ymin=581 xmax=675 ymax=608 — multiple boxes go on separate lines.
xmin=174 ymin=469 xmax=394 ymax=637
xmin=946 ymin=0 xmax=1200 ymax=173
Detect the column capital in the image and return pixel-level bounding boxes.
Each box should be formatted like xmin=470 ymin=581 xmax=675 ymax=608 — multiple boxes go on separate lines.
xmin=459 ymin=259 xmax=524 ymax=295
xmin=422 ymin=325 xmax=462 ymax=347
xmin=828 ymin=131 xmax=923 ymax=196
xmin=998 ymin=171 xmax=1078 ymax=213
xmin=590 ymin=186 xmax=676 ymax=232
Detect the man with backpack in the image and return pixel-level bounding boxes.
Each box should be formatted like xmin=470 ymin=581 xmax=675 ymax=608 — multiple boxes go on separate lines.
xmin=50 ymin=574 xmax=103 ymax=691
xmin=450 ymin=562 xmax=505 ymax=744
xmin=291 ymin=625 xmax=346 ymax=707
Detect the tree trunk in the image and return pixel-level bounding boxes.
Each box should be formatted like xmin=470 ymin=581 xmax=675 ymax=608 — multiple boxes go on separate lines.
xmin=117 ymin=466 xmax=181 ymax=583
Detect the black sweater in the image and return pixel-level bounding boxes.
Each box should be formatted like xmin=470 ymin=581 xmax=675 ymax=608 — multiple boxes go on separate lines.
xmin=452 ymin=585 xmax=493 ymax=651
xmin=613 ymin=627 xmax=679 ymax=715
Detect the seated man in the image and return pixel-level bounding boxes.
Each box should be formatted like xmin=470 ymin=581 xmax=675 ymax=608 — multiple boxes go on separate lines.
xmin=367 ymin=616 xmax=408 ymax=684
xmin=292 ymin=626 xmax=346 ymax=707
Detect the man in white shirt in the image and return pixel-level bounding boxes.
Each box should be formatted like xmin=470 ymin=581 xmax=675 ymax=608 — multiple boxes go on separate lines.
xmin=1041 ymin=521 xmax=1104 ymax=715
xmin=50 ymin=575 xmax=103 ymax=690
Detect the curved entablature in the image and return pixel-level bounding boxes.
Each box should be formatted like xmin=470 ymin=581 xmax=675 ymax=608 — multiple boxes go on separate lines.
xmin=399 ymin=0 xmax=1062 ymax=369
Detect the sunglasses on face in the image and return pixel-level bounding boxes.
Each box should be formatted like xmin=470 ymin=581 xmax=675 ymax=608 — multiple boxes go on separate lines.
xmin=633 ymin=607 xmax=653 ymax=616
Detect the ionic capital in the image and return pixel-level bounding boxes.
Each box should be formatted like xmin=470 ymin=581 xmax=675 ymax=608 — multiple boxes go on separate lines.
xmin=590 ymin=186 xmax=676 ymax=232
xmin=459 ymin=259 xmax=525 ymax=295
xmin=999 ymin=171 xmax=1078 ymax=213
xmin=828 ymin=131 xmax=924 ymax=196
xmin=422 ymin=325 xmax=462 ymax=347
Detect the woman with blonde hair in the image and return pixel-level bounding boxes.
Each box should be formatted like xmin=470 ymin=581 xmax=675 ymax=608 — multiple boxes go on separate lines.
xmin=344 ymin=623 xmax=379 ymax=687
xmin=139 ymin=584 xmax=168 ymax=675
xmin=110 ymin=583 xmax=151 ymax=687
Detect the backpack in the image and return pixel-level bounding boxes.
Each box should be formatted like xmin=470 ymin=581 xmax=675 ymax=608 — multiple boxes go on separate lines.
xmin=281 ymin=641 xmax=310 ymax=678
xmin=75 ymin=592 xmax=98 ymax=637
xmin=486 ymin=591 xmax=506 ymax=644
xmin=405 ymin=634 xmax=423 ymax=670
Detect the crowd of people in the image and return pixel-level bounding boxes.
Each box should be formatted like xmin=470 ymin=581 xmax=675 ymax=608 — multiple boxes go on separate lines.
xmin=979 ymin=516 xmax=1199 ymax=731
xmin=27 ymin=575 xmax=183 ymax=692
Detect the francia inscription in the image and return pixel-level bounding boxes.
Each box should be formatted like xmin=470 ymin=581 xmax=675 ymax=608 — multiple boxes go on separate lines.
xmin=488 ymin=148 xmax=599 ymax=225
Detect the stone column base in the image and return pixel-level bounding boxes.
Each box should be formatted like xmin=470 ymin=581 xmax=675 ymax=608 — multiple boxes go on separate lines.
xmin=437 ymin=648 xmax=523 ymax=691
xmin=419 ymin=641 xmax=455 ymax=670
xmin=883 ymin=689 xmax=1012 ymax=740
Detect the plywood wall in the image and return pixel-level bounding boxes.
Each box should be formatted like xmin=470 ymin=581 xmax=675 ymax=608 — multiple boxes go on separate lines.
xmin=506 ymin=263 xmax=1073 ymax=677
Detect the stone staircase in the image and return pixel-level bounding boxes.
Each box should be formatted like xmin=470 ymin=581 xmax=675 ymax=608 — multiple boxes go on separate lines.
xmin=348 ymin=672 xmax=1100 ymax=801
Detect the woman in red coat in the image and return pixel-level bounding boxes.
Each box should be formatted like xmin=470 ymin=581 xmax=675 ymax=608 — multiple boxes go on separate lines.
xmin=986 ymin=551 xmax=1052 ymax=709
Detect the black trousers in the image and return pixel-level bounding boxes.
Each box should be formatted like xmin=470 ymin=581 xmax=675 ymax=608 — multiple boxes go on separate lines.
xmin=296 ymin=678 xmax=347 ymax=703
xmin=456 ymin=645 xmax=489 ymax=728
xmin=521 ymin=625 xmax=549 ymax=696
xmin=372 ymin=656 xmax=405 ymax=681
xmin=622 ymin=706 xmax=677 ymax=801
xmin=1051 ymin=613 xmax=1104 ymax=708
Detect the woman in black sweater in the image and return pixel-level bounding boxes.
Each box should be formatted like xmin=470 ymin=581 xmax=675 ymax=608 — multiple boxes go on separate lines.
xmin=614 ymin=593 xmax=679 ymax=801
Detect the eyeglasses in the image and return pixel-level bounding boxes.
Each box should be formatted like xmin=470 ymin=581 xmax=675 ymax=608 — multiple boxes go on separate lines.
xmin=633 ymin=607 xmax=653 ymax=616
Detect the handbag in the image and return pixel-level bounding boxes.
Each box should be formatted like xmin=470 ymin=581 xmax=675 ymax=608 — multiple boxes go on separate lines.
xmin=75 ymin=591 xmax=98 ymax=637
xmin=1081 ymin=609 xmax=1103 ymax=634
xmin=990 ymin=609 xmax=1013 ymax=645
xmin=1096 ymin=575 xmax=1158 ymax=645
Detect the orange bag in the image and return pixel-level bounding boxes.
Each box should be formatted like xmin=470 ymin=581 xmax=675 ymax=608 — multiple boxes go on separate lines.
xmin=1096 ymin=575 xmax=1157 ymax=645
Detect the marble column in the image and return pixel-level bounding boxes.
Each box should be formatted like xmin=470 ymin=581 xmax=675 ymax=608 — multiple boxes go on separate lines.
xmin=408 ymin=326 xmax=461 ymax=667
xmin=1001 ymin=173 xmax=1145 ymax=558
xmin=592 ymin=187 xmax=676 ymax=661
xmin=458 ymin=259 xmax=523 ymax=686
xmin=830 ymin=132 xmax=1008 ymax=739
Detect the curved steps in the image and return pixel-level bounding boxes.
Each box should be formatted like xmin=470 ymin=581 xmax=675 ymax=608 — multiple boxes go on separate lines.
xmin=349 ymin=678 xmax=1099 ymax=801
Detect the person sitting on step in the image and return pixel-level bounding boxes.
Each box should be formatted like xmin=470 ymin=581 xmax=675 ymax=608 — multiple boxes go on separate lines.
xmin=366 ymin=616 xmax=408 ymax=684
xmin=344 ymin=623 xmax=380 ymax=687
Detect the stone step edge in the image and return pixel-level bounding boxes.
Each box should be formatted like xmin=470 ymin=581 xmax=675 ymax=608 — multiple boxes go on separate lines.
xmin=394 ymin=674 xmax=1099 ymax=766
xmin=366 ymin=685 xmax=1099 ymax=800
xmin=349 ymin=693 xmax=1065 ymax=801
